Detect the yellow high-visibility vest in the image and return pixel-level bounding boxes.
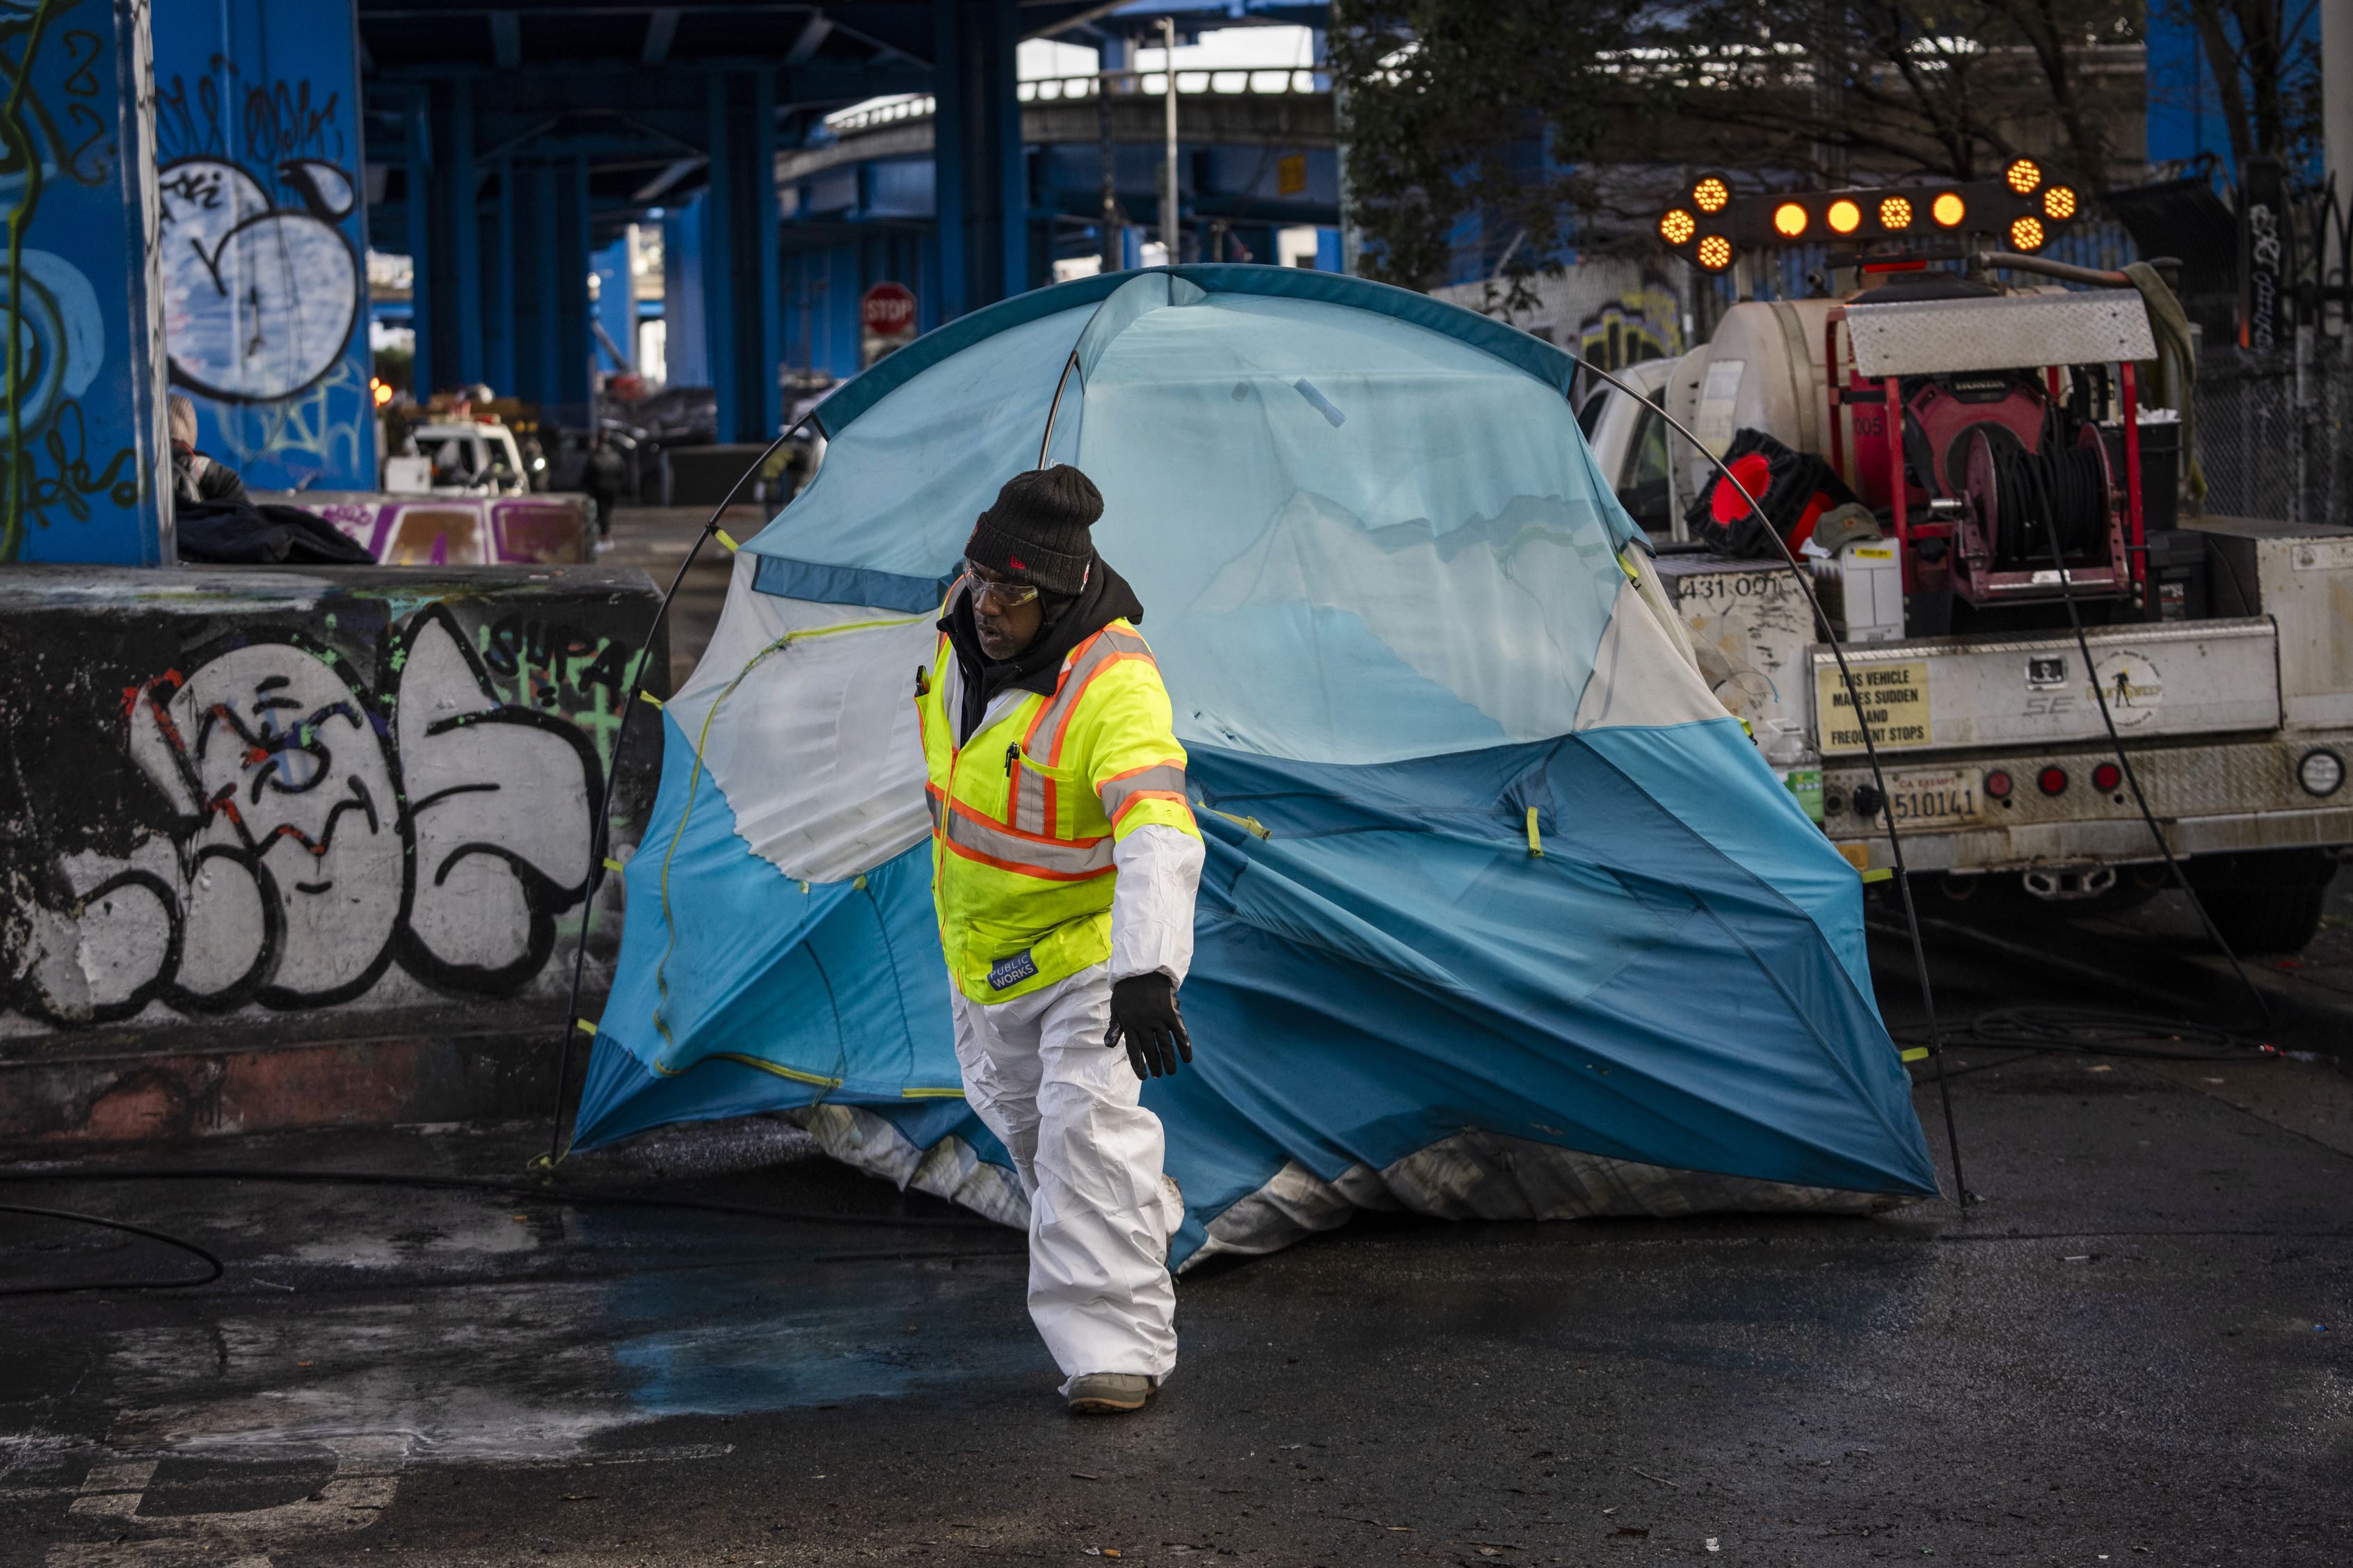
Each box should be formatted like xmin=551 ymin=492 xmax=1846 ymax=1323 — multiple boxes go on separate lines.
xmin=916 ymin=600 xmax=1198 ymax=1003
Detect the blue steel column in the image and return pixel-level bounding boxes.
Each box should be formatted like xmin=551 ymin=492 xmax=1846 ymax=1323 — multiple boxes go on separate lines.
xmin=934 ymin=0 xmax=1026 ymax=316
xmin=406 ymin=93 xmax=436 ymax=396
xmin=664 ymin=199 xmax=710 ymax=387
xmin=485 ymin=154 xmax=516 ymax=397
xmin=701 ymin=81 xmax=737 ymax=436
xmin=703 ymin=70 xmax=781 ymax=440
xmin=534 ymin=164 xmax=562 ymax=404
xmin=496 ymin=159 xmax=593 ymax=415
xmin=592 ymin=238 xmax=634 ymax=374
xmin=450 ymin=78 xmax=484 ymax=387
xmin=756 ymin=98 xmax=781 ymax=438
xmin=423 ymin=77 xmax=484 ymax=392
xmin=559 ymin=157 xmax=593 ymax=412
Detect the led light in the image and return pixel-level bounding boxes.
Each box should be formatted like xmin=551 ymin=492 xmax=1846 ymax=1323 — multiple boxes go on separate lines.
xmin=1693 ymin=176 xmax=1730 ymax=214
xmin=1827 ymin=199 xmax=1862 ymax=234
xmin=370 ymin=378 xmax=392 ymax=408
xmin=1931 ymin=191 xmax=1966 ymax=227
xmin=2299 ymin=748 xmax=2345 ymax=797
xmin=1773 ymin=202 xmax=1809 ymax=237
xmin=2005 ymin=158 xmax=2042 ymax=194
xmin=1879 ymin=195 xmax=1913 ymax=230
xmin=2092 ymin=762 xmax=2122 ymax=792
xmin=1983 ymin=769 xmax=2013 ymax=800
xmin=2009 ymin=216 xmax=2046 ymax=251
xmin=1696 ymin=234 xmax=1733 ymax=271
xmin=2036 ymin=765 xmax=2068 ymax=797
xmin=2043 ymin=184 xmax=2077 ymax=221
xmin=1660 ymin=208 xmax=1697 ymax=246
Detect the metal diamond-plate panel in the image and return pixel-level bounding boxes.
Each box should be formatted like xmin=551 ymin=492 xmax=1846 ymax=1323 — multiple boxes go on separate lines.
xmin=1845 ymin=290 xmax=2157 ymax=377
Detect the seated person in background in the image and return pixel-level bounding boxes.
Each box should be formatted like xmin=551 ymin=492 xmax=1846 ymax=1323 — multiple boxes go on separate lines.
xmin=168 ymin=394 xmax=247 ymax=507
xmin=429 ymin=435 xmax=489 ymax=488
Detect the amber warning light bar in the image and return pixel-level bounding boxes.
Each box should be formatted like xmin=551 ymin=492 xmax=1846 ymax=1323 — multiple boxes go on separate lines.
xmin=1658 ymin=159 xmax=2080 ymax=271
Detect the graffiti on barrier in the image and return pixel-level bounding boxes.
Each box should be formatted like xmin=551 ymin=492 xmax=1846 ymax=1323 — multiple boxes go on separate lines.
xmin=13 ymin=606 xmax=601 ymax=1025
xmin=269 ymin=493 xmax=595 ymax=566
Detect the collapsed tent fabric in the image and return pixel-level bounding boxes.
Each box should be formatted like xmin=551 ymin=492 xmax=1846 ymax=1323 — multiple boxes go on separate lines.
xmin=573 ymin=266 xmax=1939 ymax=1267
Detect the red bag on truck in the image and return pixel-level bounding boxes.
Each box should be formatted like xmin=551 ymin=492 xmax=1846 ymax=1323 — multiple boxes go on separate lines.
xmin=1684 ymin=428 xmax=1860 ymax=559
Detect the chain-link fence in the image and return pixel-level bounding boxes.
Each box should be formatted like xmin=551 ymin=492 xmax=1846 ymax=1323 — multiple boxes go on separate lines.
xmin=2194 ymin=333 xmax=2353 ymax=527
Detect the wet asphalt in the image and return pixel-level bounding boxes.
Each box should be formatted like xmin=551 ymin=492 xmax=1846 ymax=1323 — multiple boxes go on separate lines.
xmin=2 ymin=881 xmax=2350 ymax=1568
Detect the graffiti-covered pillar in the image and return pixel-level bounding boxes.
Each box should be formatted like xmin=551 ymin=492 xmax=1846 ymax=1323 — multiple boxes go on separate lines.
xmin=153 ymin=0 xmax=374 ymax=492
xmin=0 ymin=0 xmax=173 ymax=566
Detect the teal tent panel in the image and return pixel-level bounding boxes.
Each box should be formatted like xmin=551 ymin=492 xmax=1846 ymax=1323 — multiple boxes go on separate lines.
xmin=1579 ymin=721 xmax=1882 ymax=1006
xmin=748 ymin=305 xmax=1096 ymax=585
xmin=574 ymin=713 xmax=959 ymax=1151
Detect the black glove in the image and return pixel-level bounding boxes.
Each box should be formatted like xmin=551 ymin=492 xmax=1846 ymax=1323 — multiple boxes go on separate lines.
xmin=1106 ymin=973 xmax=1191 ymax=1080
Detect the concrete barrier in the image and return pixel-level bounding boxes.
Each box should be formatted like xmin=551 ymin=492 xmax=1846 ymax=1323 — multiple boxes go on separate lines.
xmin=253 ymin=492 xmax=596 ymax=565
xmin=0 ymin=565 xmax=666 ymax=1144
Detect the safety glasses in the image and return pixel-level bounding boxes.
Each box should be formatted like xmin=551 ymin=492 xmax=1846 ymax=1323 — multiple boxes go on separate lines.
xmin=968 ymin=573 xmax=1040 ymax=612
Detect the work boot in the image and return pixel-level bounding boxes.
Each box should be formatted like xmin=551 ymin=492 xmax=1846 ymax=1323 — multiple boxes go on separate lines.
xmin=1067 ymin=1373 xmax=1154 ymax=1415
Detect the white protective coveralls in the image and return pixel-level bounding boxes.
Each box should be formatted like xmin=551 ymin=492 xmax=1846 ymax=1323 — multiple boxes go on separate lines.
xmin=948 ymin=685 xmax=1202 ymax=1391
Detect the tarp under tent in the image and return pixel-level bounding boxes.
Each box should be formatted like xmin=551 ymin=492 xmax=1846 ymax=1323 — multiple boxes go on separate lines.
xmin=573 ymin=266 xmax=1940 ymax=1267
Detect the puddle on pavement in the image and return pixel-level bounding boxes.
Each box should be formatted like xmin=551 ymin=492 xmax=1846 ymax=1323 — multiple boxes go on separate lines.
xmin=262 ymin=1192 xmax=562 ymax=1270
xmin=609 ymin=1251 xmax=1042 ymax=1412
xmin=56 ymin=1242 xmax=1038 ymax=1466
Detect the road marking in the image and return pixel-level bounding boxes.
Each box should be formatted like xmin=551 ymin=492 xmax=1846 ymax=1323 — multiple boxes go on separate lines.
xmin=35 ymin=1433 xmax=733 ymax=1566
xmin=64 ymin=1457 xmax=156 ymax=1517
xmin=45 ymin=1437 xmax=399 ymax=1564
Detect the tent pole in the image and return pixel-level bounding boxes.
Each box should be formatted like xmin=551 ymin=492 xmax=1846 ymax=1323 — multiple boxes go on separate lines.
xmin=539 ymin=410 xmax=826 ymax=1171
xmin=1037 ymin=349 xmax=1081 ymax=467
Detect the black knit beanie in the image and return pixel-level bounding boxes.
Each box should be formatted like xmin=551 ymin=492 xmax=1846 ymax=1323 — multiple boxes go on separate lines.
xmin=965 ymin=465 xmax=1101 ymax=596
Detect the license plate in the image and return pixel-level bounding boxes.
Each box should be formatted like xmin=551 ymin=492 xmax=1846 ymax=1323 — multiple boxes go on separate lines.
xmin=1883 ymin=768 xmax=1983 ymax=829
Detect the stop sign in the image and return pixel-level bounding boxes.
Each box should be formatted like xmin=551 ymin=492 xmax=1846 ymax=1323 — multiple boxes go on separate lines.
xmin=861 ymin=282 xmax=917 ymax=337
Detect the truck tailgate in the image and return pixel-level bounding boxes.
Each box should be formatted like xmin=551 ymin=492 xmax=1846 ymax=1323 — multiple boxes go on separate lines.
xmin=1810 ymin=617 xmax=2280 ymax=755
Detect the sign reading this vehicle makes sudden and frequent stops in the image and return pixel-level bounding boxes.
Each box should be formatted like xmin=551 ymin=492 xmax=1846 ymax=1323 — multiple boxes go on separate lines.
xmin=1817 ymin=660 xmax=1932 ymax=751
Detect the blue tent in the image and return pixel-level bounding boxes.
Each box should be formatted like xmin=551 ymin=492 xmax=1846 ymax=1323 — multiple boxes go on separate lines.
xmin=573 ymin=266 xmax=1938 ymax=1266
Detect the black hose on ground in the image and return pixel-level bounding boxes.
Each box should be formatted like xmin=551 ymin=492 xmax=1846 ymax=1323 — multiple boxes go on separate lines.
xmin=0 ymin=1203 xmax=224 ymax=1297
xmin=0 ymin=1167 xmax=1010 ymax=1297
xmin=0 ymin=1166 xmax=1001 ymax=1229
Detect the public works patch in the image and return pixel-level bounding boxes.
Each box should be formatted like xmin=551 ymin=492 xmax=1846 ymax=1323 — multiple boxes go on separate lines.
xmin=989 ymin=950 xmax=1039 ymax=991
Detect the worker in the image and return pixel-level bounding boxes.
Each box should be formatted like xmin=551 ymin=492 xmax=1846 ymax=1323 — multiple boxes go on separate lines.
xmin=916 ymin=465 xmax=1203 ymax=1416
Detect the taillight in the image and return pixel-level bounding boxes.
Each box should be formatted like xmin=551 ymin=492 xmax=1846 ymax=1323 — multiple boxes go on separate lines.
xmin=2037 ymin=766 xmax=2068 ymax=796
xmin=2091 ymin=762 xmax=2121 ymax=792
xmin=1983 ymin=769 xmax=2013 ymax=800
